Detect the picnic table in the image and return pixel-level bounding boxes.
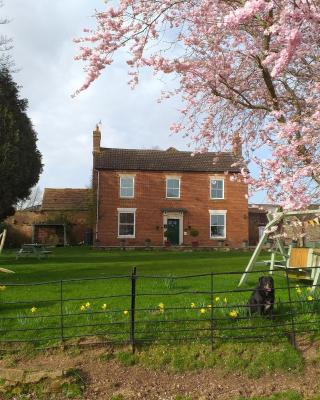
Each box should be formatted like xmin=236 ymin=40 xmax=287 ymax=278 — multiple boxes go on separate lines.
xmin=16 ymin=244 xmax=52 ymax=260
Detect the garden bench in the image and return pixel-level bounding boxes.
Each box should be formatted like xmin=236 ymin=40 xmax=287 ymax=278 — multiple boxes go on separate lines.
xmin=16 ymin=244 xmax=52 ymax=260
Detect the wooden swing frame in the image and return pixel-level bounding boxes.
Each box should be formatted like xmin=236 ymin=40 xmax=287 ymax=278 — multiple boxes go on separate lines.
xmin=239 ymin=209 xmax=320 ymax=292
xmin=0 ymin=229 xmax=7 ymax=254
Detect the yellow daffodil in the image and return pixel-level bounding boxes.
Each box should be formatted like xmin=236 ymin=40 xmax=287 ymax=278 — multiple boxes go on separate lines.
xmin=123 ymin=310 xmax=129 ymax=315
xmin=229 ymin=310 xmax=238 ymax=318
xmin=158 ymin=302 xmax=164 ymax=309
xmin=200 ymin=308 xmax=206 ymax=314
xmin=307 ymin=287 xmax=313 ymax=292
xmin=80 ymin=305 xmax=86 ymax=311
xmin=296 ymin=287 xmax=302 ymax=295
xmin=0 ymin=286 xmax=6 ymax=291
xmin=101 ymin=304 xmax=107 ymax=310
xmin=30 ymin=307 xmax=37 ymax=313
xmin=307 ymin=295 xmax=314 ymax=302
xmin=295 ymin=284 xmax=300 ymax=288
xmin=85 ymin=302 xmax=90 ymax=308
xmin=215 ymin=297 xmax=220 ymax=302
xmin=207 ymin=304 xmax=212 ymax=308
xmin=191 ymin=302 xmax=196 ymax=308
xmin=223 ymin=297 xmax=227 ymax=303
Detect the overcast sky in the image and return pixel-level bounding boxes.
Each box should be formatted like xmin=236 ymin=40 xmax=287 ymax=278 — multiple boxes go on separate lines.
xmin=2 ymin=0 xmax=264 ymax=203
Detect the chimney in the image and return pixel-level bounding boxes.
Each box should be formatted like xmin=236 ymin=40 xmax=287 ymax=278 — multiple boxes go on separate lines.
xmin=232 ymin=132 xmax=242 ymax=157
xmin=93 ymin=124 xmax=101 ymax=153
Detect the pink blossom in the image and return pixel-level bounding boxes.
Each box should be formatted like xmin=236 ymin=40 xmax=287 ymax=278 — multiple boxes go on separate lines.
xmin=74 ymin=0 xmax=320 ymax=210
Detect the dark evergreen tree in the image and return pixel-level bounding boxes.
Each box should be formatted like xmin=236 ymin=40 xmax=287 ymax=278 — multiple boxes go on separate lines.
xmin=0 ymin=68 xmax=42 ymax=221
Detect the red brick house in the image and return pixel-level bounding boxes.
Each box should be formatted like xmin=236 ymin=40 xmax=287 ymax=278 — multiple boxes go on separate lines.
xmin=92 ymin=126 xmax=248 ymax=248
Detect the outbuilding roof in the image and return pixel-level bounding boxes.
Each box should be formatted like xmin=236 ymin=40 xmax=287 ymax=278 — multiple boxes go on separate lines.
xmin=41 ymin=188 xmax=91 ymax=211
xmin=94 ymin=147 xmax=242 ymax=173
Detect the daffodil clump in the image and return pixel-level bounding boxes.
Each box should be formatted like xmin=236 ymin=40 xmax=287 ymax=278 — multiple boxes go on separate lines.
xmin=295 ymin=285 xmax=314 ymax=296
xmin=80 ymin=302 xmax=91 ymax=311
xmin=229 ymin=310 xmax=238 ymax=318
xmin=295 ymin=285 xmax=318 ymax=305
xmin=30 ymin=306 xmax=37 ymax=313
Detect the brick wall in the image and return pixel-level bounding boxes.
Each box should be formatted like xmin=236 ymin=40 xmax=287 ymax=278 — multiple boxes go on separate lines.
xmin=248 ymin=210 xmax=268 ymax=246
xmin=96 ymin=170 xmax=248 ymax=247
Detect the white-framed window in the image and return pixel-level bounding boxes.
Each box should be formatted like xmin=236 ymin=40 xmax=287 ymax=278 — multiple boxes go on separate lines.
xmin=120 ymin=176 xmax=134 ymax=198
xmin=117 ymin=208 xmax=136 ymax=238
xmin=166 ymin=177 xmax=180 ymax=198
xmin=210 ymin=178 xmax=224 ymax=199
xmin=209 ymin=210 xmax=227 ymax=239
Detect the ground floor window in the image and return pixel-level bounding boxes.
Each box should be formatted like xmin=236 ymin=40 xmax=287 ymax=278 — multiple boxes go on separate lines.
xmin=209 ymin=210 xmax=226 ymax=239
xmin=118 ymin=208 xmax=136 ymax=238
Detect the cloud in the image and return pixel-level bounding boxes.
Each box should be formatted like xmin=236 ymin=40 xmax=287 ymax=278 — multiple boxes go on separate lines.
xmin=1 ymin=0 xmax=186 ymax=192
xmin=1 ymin=1 xmax=266 ymax=204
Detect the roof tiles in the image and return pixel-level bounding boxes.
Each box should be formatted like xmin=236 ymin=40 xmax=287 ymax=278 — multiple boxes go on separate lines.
xmin=94 ymin=147 xmax=242 ymax=173
xmin=41 ymin=188 xmax=91 ymax=211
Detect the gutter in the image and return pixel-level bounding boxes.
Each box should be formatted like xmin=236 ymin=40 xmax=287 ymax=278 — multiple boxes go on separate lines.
xmin=95 ymin=169 xmax=100 ymax=242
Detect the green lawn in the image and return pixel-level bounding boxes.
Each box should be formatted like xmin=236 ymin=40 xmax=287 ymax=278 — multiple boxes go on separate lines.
xmin=0 ymin=247 xmax=318 ymax=346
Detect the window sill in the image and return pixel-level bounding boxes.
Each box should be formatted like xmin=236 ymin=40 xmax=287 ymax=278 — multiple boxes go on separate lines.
xmin=210 ymin=198 xmax=225 ymax=200
xmin=118 ymin=236 xmax=135 ymax=239
xmin=210 ymin=237 xmax=226 ymax=240
xmin=166 ymin=197 xmax=181 ymax=200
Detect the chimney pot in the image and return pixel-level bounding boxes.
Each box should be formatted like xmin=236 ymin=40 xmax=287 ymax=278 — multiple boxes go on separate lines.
xmin=93 ymin=124 xmax=101 ymax=153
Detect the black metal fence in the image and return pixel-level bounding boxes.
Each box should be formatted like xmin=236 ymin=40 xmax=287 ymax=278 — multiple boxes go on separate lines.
xmin=0 ymin=266 xmax=320 ymax=351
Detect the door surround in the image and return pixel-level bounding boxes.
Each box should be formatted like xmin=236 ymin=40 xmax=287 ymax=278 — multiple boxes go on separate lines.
xmin=163 ymin=211 xmax=184 ymax=245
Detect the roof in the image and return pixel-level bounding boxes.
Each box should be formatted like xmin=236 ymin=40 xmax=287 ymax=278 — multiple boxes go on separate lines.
xmin=248 ymin=207 xmax=268 ymax=214
xmin=249 ymin=204 xmax=320 ymax=215
xmin=41 ymin=189 xmax=91 ymax=211
xmin=94 ymin=147 xmax=243 ymax=173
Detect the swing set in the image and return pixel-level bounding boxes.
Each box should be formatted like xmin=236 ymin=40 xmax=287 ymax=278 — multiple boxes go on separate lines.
xmin=0 ymin=229 xmax=6 ymax=254
xmin=239 ymin=209 xmax=320 ymax=292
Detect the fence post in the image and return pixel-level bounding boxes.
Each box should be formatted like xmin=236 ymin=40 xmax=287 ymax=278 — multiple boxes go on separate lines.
xmin=130 ymin=266 xmax=137 ymax=354
xmin=284 ymin=267 xmax=296 ymax=348
xmin=60 ymin=280 xmax=64 ymax=344
xmin=210 ymin=272 xmax=214 ymax=351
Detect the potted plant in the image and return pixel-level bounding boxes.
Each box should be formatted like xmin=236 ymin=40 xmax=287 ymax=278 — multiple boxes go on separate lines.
xmin=119 ymin=238 xmax=126 ymax=250
xmin=189 ymin=228 xmax=199 ymax=248
xmin=163 ymin=230 xmax=171 ymax=246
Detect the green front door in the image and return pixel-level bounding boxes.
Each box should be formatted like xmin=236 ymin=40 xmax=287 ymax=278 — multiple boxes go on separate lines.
xmin=167 ymin=219 xmax=180 ymax=245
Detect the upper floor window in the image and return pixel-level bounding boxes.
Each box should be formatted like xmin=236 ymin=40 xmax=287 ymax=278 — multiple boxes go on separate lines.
xmin=120 ymin=176 xmax=134 ymax=198
xmin=166 ymin=177 xmax=180 ymax=199
xmin=210 ymin=178 xmax=224 ymax=199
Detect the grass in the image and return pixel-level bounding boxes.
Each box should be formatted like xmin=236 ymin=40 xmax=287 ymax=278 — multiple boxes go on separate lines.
xmin=112 ymin=342 xmax=303 ymax=377
xmin=0 ymin=247 xmax=319 ymax=346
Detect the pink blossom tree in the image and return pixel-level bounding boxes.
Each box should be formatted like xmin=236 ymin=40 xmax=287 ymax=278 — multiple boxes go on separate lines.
xmin=74 ymin=0 xmax=320 ymax=210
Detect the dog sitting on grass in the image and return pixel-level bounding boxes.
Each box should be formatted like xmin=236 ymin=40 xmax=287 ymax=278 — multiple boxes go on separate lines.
xmin=248 ymin=276 xmax=275 ymax=317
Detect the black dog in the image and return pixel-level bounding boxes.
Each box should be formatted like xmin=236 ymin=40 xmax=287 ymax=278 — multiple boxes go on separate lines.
xmin=248 ymin=276 xmax=275 ymax=317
